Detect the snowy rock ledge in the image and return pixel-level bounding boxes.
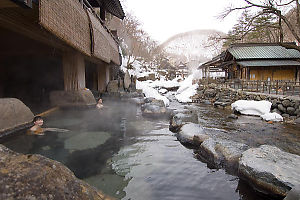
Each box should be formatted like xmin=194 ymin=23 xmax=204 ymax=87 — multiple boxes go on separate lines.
xmin=239 ymin=145 xmax=300 ymax=198
xmin=232 ymin=100 xmax=271 ymax=116
xmin=261 ymin=112 xmax=283 ymax=122
xmin=231 ymin=100 xmax=284 ymax=122
xmin=176 ymin=123 xmax=207 ymax=145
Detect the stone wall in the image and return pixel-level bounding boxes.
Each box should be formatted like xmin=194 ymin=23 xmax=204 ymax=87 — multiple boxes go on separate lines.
xmin=194 ymin=84 xmax=300 ymax=120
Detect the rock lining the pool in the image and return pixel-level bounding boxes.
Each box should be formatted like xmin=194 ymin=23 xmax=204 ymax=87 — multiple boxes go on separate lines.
xmin=0 ymin=144 xmax=114 ymax=200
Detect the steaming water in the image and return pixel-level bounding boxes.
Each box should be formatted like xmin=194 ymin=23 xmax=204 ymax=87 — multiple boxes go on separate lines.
xmin=2 ymin=99 xmax=299 ymax=200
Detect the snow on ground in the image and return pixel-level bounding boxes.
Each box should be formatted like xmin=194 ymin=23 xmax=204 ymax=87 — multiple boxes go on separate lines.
xmin=136 ymin=80 xmax=170 ymax=106
xmin=175 ymin=73 xmax=199 ymax=103
xmin=148 ymin=78 xmax=180 ymax=89
xmin=261 ymin=113 xmax=283 ymax=122
xmin=232 ymin=100 xmax=283 ymax=122
xmin=176 ymin=84 xmax=198 ymax=103
xmin=231 ymin=100 xmax=272 ymax=116
xmin=159 ymin=88 xmax=168 ymax=94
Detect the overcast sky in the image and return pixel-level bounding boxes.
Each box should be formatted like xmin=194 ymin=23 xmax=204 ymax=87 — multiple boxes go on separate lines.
xmin=123 ymin=0 xmax=240 ymax=43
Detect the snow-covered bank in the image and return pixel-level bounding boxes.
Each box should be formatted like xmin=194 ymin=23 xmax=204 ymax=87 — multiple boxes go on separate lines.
xmin=136 ymin=81 xmax=169 ymax=106
xmin=261 ymin=113 xmax=283 ymax=122
xmin=231 ymin=100 xmax=272 ymax=116
xmin=175 ymin=72 xmax=200 ymax=103
xmin=232 ymin=100 xmax=283 ymax=122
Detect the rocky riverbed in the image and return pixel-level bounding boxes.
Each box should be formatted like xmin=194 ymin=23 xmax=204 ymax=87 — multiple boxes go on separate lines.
xmin=169 ymin=97 xmax=300 ymax=199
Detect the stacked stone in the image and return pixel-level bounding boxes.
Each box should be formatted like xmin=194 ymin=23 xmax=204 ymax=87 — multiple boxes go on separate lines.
xmin=194 ymin=84 xmax=300 ymax=121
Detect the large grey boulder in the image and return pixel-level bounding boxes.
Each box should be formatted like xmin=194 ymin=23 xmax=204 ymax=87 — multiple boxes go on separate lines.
xmin=50 ymin=90 xmax=96 ymax=107
xmin=144 ymin=98 xmax=165 ymax=107
xmin=204 ymin=89 xmax=217 ymax=98
xmin=106 ymin=80 xmax=119 ymax=93
xmin=141 ymin=104 xmax=166 ymax=115
xmin=197 ymin=138 xmax=248 ymax=172
xmin=0 ymin=145 xmax=112 ymax=200
xmin=239 ymin=145 xmax=300 ymax=197
xmin=169 ymin=112 xmax=198 ymax=133
xmin=287 ymin=107 xmax=296 ymax=116
xmin=141 ymin=99 xmax=167 ymax=117
xmin=278 ymin=104 xmax=287 ymax=113
xmin=0 ymin=98 xmax=34 ymax=136
xmin=282 ymin=100 xmax=291 ymax=108
xmin=295 ymin=118 xmax=300 ymax=125
xmin=176 ymin=123 xmax=207 ymax=145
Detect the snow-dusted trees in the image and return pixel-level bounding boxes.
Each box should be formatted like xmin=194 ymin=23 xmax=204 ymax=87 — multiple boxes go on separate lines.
xmin=119 ymin=12 xmax=161 ymax=68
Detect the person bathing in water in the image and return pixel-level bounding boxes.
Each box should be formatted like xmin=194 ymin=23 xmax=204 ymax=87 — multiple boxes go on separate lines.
xmin=28 ymin=116 xmax=69 ymax=135
xmin=96 ymin=98 xmax=103 ymax=109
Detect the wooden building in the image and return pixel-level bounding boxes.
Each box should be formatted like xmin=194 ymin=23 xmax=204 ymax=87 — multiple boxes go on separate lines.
xmin=0 ymin=0 xmax=125 ymax=109
xmin=202 ymin=43 xmax=300 ymax=81
xmin=199 ymin=52 xmax=226 ymax=79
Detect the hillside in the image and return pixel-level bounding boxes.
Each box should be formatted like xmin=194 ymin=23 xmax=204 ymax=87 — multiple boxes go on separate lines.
xmin=159 ymin=29 xmax=225 ymax=70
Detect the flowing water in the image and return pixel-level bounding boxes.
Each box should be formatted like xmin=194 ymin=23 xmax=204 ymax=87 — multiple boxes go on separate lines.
xmin=2 ymin=98 xmax=299 ymax=200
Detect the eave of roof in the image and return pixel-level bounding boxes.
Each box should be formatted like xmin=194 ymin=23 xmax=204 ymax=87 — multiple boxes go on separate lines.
xmin=237 ymin=60 xmax=300 ymax=67
xmin=88 ymin=0 xmax=125 ymax=19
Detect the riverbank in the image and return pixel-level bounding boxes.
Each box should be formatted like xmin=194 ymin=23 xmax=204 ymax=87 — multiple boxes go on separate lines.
xmin=169 ymin=93 xmax=300 ymax=199
xmin=193 ymin=84 xmax=300 ymax=123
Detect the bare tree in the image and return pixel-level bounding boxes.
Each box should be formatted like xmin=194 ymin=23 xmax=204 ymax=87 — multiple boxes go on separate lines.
xmin=221 ymin=0 xmax=300 ymax=44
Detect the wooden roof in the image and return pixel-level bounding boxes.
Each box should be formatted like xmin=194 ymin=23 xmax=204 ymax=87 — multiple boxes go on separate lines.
xmin=226 ymin=43 xmax=300 ymax=60
xmin=88 ymin=0 xmax=125 ymax=19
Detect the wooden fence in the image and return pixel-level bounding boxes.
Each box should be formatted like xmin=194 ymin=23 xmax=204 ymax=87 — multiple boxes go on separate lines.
xmin=217 ymin=80 xmax=300 ymax=96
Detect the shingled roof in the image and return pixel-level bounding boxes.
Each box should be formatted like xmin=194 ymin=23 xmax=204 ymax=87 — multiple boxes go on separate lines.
xmin=227 ymin=43 xmax=300 ymax=60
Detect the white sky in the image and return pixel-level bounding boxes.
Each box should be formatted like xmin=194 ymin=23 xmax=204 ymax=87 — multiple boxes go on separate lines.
xmin=123 ymin=0 xmax=240 ymax=43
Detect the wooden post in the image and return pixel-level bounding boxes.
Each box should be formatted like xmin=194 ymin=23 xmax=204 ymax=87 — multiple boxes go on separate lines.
xmin=63 ymin=51 xmax=85 ymax=91
xmin=256 ymin=80 xmax=259 ymax=92
xmin=276 ymin=81 xmax=278 ymax=95
xmin=241 ymin=80 xmax=244 ymax=91
xmin=268 ymin=82 xmax=271 ymax=94
xmin=293 ymin=84 xmax=295 ymax=95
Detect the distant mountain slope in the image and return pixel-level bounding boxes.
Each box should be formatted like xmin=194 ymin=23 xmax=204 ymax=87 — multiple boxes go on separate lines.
xmin=159 ymin=29 xmax=225 ymax=66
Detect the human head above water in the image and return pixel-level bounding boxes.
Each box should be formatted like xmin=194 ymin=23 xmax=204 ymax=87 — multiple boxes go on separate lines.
xmin=33 ymin=116 xmax=43 ymax=126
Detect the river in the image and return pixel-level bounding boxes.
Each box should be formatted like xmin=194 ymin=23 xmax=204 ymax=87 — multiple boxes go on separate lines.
xmin=2 ymin=97 xmax=299 ymax=200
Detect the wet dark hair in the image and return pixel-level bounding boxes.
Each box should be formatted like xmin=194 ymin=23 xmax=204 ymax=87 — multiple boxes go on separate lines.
xmin=33 ymin=116 xmax=43 ymax=123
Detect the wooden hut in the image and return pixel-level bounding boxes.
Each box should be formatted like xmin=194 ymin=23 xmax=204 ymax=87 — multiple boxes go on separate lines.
xmin=210 ymin=43 xmax=300 ymax=81
xmin=199 ymin=52 xmax=226 ymax=78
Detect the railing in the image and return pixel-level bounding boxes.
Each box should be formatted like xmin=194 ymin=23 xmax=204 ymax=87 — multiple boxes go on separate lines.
xmin=216 ymin=80 xmax=300 ymax=96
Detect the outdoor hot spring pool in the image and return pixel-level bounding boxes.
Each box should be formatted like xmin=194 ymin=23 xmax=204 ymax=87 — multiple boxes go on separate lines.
xmin=1 ymin=99 xmax=269 ymax=200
